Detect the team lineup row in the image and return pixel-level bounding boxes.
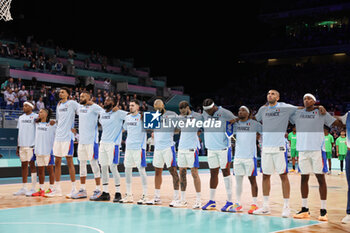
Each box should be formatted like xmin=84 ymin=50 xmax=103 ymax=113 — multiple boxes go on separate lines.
xmin=13 ymin=87 xmax=350 ymax=224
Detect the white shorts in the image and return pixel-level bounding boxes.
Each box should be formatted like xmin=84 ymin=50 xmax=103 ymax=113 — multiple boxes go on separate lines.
xmin=36 ymin=154 xmax=55 ymax=167
xmin=207 ymin=147 xmax=232 ymax=169
xmin=53 ymin=140 xmax=74 ymax=157
xmin=19 ymin=147 xmax=35 ymax=162
xmin=153 ymin=146 xmax=177 ymax=168
xmin=234 ymin=158 xmax=257 ymax=176
xmin=261 ymin=148 xmax=288 ymax=175
xmin=177 ymin=149 xmax=200 ymax=168
xmin=99 ymin=142 xmax=120 ymax=166
xmin=78 ymin=143 xmax=99 ymax=161
xmin=124 ymin=149 xmax=147 ymax=168
xmin=299 ymin=150 xmax=328 ymax=175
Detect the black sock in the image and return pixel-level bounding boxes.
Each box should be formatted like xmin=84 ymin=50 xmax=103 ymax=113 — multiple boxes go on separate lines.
xmin=341 ymin=160 xmax=344 ymax=172
xmin=293 ymin=165 xmax=295 ymax=170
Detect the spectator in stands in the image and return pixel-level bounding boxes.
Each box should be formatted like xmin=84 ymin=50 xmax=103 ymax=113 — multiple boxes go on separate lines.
xmin=38 ymin=56 xmax=45 ymax=70
xmin=54 ymin=60 xmax=63 ymax=72
xmin=13 ymin=88 xmax=19 ymax=110
xmin=45 ymin=57 xmax=53 ymax=72
xmin=84 ymin=57 xmax=90 ymax=69
xmin=48 ymin=89 xmax=57 ymax=108
xmin=116 ymin=93 xmax=122 ymax=108
xmin=147 ymin=132 xmax=155 ymax=152
xmin=103 ymin=78 xmax=111 ymax=92
xmin=96 ymin=93 xmax=103 ymax=105
xmin=36 ymin=96 xmax=45 ymax=110
xmin=67 ymin=49 xmax=75 ymax=58
xmin=29 ymin=58 xmax=37 ymax=70
xmin=6 ymin=77 xmax=17 ymax=90
xmin=18 ymin=85 xmax=28 ymax=107
xmin=55 ymin=46 xmax=60 ymax=57
xmin=16 ymin=77 xmax=23 ymax=90
xmin=141 ymin=101 xmax=148 ymax=111
xmin=4 ymin=87 xmax=16 ymax=110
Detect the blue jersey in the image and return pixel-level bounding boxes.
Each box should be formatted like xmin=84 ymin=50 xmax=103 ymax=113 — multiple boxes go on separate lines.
xmin=123 ymin=113 xmax=147 ymax=150
xmin=78 ymin=104 xmax=103 ymax=144
xmin=99 ymin=110 xmax=128 ymax=145
xmin=202 ymin=107 xmax=236 ymax=150
xmin=233 ymin=119 xmax=262 ymax=159
xmin=35 ymin=122 xmax=56 ymax=155
xmin=55 ymin=100 xmax=80 ymax=142
xmin=17 ymin=113 xmax=38 ymax=147
xmin=154 ymin=110 xmax=178 ymax=150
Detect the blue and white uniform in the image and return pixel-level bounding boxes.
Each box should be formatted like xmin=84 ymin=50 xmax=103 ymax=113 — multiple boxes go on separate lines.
xmin=53 ymin=100 xmax=80 ymax=157
xmin=34 ymin=122 xmax=56 ymax=166
xmin=99 ymin=109 xmax=128 ymax=166
xmin=202 ymin=106 xmax=236 ymax=169
xmin=123 ymin=113 xmax=147 ymax=168
xmin=255 ymin=102 xmax=297 ymax=174
xmin=177 ymin=111 xmax=202 ymax=168
xmin=77 ymin=104 xmax=103 ymax=161
xmin=233 ymin=119 xmax=262 ymax=176
xmin=17 ymin=112 xmax=38 ymax=162
xmin=290 ymin=109 xmax=335 ymax=174
xmin=153 ymin=110 xmax=178 ymax=168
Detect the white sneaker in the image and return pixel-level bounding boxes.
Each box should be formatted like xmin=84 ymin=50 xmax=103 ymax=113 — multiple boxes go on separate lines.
xmin=45 ymin=189 xmax=63 ymax=197
xmin=137 ymin=194 xmax=149 ymax=205
xmin=13 ymin=188 xmax=27 ymax=196
xmin=173 ymin=200 xmax=188 ymax=208
xmin=25 ymin=188 xmax=36 ymax=197
xmin=341 ymin=215 xmax=350 ymax=224
xmin=169 ymin=199 xmax=180 ymax=207
xmin=120 ymin=194 xmax=133 ymax=203
xmin=146 ymin=197 xmax=162 ymax=205
xmin=66 ymin=189 xmax=77 ymax=199
xmin=282 ymin=207 xmax=291 ymax=218
xmin=253 ymin=206 xmax=271 ymax=215
xmin=192 ymin=200 xmax=202 ymax=209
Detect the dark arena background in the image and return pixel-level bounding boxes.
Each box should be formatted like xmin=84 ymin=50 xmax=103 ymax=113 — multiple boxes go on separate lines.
xmin=0 ymin=1 xmax=349 ymax=233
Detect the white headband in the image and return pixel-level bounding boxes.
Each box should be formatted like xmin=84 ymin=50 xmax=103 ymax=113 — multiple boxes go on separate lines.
xmin=23 ymin=101 xmax=34 ymax=109
xmin=303 ymin=93 xmax=316 ymax=102
xmin=239 ymin=105 xmax=250 ymax=114
xmin=203 ymin=102 xmax=215 ymax=110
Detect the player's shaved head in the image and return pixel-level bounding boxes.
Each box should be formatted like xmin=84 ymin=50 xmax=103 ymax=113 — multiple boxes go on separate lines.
xmin=267 ymin=89 xmax=280 ymax=105
xmin=154 ymin=99 xmax=165 ymax=113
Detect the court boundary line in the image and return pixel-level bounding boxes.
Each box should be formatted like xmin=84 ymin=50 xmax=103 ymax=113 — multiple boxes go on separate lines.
xmin=0 ymin=222 xmax=104 ymax=233
xmin=269 ymin=221 xmax=327 ymax=233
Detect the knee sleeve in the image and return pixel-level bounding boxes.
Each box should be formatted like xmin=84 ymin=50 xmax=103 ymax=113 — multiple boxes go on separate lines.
xmin=90 ymin=159 xmax=101 ymax=178
xmin=79 ymin=160 xmax=87 ymax=177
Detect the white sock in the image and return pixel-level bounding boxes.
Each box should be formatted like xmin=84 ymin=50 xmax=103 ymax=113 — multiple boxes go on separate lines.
xmin=125 ymin=167 xmax=132 ymax=195
xmin=252 ymin=197 xmax=257 ymax=205
xmin=31 ymin=173 xmax=37 ymax=189
xmin=283 ymin=198 xmax=289 ymax=208
xmin=115 ymin=184 xmax=120 ymax=193
xmin=235 ymin=175 xmax=243 ymax=204
xmin=196 ymin=192 xmax=201 ymax=201
xmin=22 ymin=183 xmax=27 ymax=189
xmin=39 ymin=184 xmax=44 ymax=190
xmin=155 ymin=189 xmax=160 ymax=198
xmin=210 ymin=188 xmax=216 ymax=201
xmin=103 ymin=185 xmax=109 ymax=193
xmin=321 ymin=200 xmax=327 ymax=209
xmin=223 ymin=175 xmax=232 ymax=202
xmin=56 ymin=182 xmax=61 ymax=191
xmin=139 ymin=167 xmax=147 ymax=196
xmin=71 ymin=181 xmax=76 ymax=190
xmin=302 ymin=198 xmax=308 ymax=208
xmin=174 ymin=190 xmax=179 ymax=200
xmin=81 ymin=183 xmax=86 ymax=190
xmin=181 ymin=191 xmax=186 ymax=201
xmin=50 ymin=184 xmax=54 ymax=190
xmin=263 ymin=196 xmax=270 ymax=208
xmin=96 ymin=185 xmax=101 ymax=191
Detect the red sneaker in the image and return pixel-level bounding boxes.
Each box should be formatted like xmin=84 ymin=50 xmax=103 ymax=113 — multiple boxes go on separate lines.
xmin=32 ymin=189 xmax=45 ymax=197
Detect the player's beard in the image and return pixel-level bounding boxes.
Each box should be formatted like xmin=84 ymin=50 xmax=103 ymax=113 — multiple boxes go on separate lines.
xmin=80 ymin=100 xmax=87 ymax=105
xmin=104 ymin=104 xmax=113 ymax=110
